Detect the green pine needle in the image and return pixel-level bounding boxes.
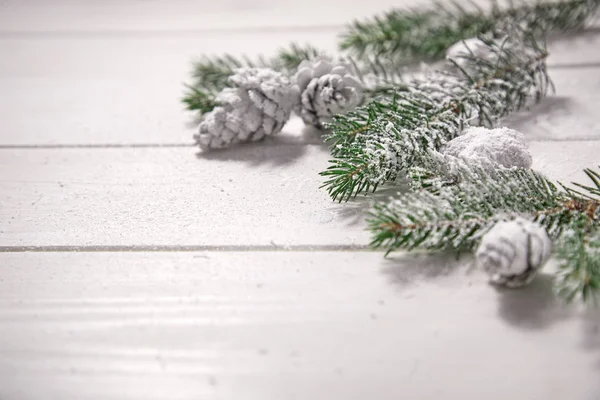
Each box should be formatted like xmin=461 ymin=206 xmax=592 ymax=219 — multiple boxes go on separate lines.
xmin=368 ymin=162 xmax=600 ymax=301
xmin=340 ymin=0 xmax=600 ymax=62
xmin=555 ymin=225 xmax=600 ymax=303
xmin=320 ymin=28 xmax=550 ymax=202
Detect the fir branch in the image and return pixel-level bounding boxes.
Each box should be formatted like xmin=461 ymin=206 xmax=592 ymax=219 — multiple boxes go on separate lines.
xmin=321 ymin=92 xmax=460 ymax=202
xmin=369 ymin=162 xmax=600 ymax=301
xmin=369 ymin=163 xmax=599 ymax=249
xmin=340 ymin=0 xmax=600 ymax=62
xmin=554 ymin=167 xmax=600 ymax=302
xmin=555 ymin=224 xmax=600 ymax=303
xmin=368 ymin=164 xmax=570 ymax=254
xmin=182 ymin=83 xmax=222 ymax=115
xmin=320 ymin=29 xmax=550 ymax=202
xmin=272 ymin=44 xmax=323 ymax=72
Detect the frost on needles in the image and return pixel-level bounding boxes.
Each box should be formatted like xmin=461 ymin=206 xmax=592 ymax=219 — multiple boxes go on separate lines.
xmin=182 ymin=0 xmax=598 ymax=117
xmin=340 ymin=0 xmax=600 ymax=62
xmin=368 ymin=155 xmax=600 ymax=302
xmin=320 ymin=28 xmax=550 ymax=202
xmin=180 ymin=0 xmax=600 ymax=302
xmin=319 ymin=23 xmax=599 ymax=302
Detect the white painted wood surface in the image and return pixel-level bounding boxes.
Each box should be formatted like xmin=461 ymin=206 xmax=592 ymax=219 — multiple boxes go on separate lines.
xmin=0 ymin=27 xmax=598 ymax=145
xmin=0 ymin=253 xmax=599 ymax=400
xmin=0 ymin=141 xmax=598 ymax=247
xmin=1 ymin=0 xmax=600 ymax=399
xmin=0 ymin=0 xmax=429 ymax=32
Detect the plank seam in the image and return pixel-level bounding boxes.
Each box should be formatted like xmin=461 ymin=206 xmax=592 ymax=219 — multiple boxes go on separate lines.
xmin=0 ymin=25 xmax=342 ymax=38
xmin=2 ymin=136 xmax=599 ymax=149
xmin=0 ymin=245 xmax=375 ymax=253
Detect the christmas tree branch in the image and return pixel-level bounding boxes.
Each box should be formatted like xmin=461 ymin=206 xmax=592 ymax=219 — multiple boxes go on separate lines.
xmin=369 ymin=161 xmax=600 ymax=301
xmin=555 ymin=224 xmax=600 ymax=303
xmin=368 ymin=163 xmax=565 ymax=252
xmin=340 ymin=0 xmax=600 ymax=62
xmin=320 ymin=30 xmax=550 ymax=202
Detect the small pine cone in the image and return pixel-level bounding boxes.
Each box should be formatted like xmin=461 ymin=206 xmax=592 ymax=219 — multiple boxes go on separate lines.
xmin=293 ymin=58 xmax=363 ymax=128
xmin=476 ymin=218 xmax=552 ymax=288
xmin=195 ymin=68 xmax=299 ymax=150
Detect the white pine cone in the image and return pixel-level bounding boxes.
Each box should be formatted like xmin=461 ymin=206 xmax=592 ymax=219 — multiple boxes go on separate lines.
xmin=441 ymin=126 xmax=532 ymax=172
xmin=195 ymin=68 xmax=299 ymax=150
xmin=292 ymin=58 xmax=363 ymax=128
xmin=476 ymin=218 xmax=552 ymax=288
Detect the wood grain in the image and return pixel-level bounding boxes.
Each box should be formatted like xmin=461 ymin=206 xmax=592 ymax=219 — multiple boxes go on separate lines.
xmin=505 ymin=68 xmax=600 ymax=140
xmin=1 ymin=2 xmax=599 ymax=399
xmin=0 ymin=252 xmax=598 ymax=400
xmin=1 ymin=141 xmax=598 ymax=248
xmin=0 ymin=145 xmax=371 ymax=247
xmin=0 ymin=0 xmax=421 ymax=32
xmin=0 ymin=31 xmax=335 ymax=146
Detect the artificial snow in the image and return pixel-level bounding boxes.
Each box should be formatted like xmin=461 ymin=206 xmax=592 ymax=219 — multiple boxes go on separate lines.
xmin=441 ymin=126 xmax=532 ymax=171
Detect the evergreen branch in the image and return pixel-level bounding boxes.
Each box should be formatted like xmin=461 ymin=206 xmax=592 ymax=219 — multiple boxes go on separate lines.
xmin=369 ymin=163 xmax=600 ymax=251
xmin=320 ymin=29 xmax=550 ymax=202
xmin=369 ymin=161 xmax=600 ymax=301
xmin=368 ymin=164 xmax=571 ymax=254
xmin=340 ymin=0 xmax=600 ymax=62
xmin=320 ymin=93 xmax=460 ymax=202
xmin=555 ymin=223 xmax=600 ymax=303
xmin=182 ymin=84 xmax=222 ymax=115
xmin=272 ymin=44 xmax=323 ymax=72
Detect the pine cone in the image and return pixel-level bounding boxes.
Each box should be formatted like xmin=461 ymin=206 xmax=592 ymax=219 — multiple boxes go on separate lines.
xmin=476 ymin=218 xmax=552 ymax=288
xmin=195 ymin=68 xmax=299 ymax=150
xmin=293 ymin=58 xmax=363 ymax=128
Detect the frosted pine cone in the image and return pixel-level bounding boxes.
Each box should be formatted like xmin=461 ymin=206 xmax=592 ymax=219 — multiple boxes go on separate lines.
xmin=476 ymin=218 xmax=552 ymax=288
xmin=195 ymin=68 xmax=299 ymax=150
xmin=293 ymin=58 xmax=363 ymax=128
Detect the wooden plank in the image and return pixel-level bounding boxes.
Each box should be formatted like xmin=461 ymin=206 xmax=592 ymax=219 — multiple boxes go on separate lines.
xmin=0 ymin=30 xmax=598 ymax=145
xmin=0 ymin=145 xmax=371 ymax=247
xmin=0 ymin=141 xmax=598 ymax=247
xmin=0 ymin=252 xmax=598 ymax=400
xmin=529 ymin=140 xmax=600 ymax=183
xmin=548 ymin=31 xmax=600 ymax=67
xmin=0 ymin=32 xmax=337 ymax=146
xmin=0 ymin=0 xmax=597 ymax=35
xmin=505 ymin=67 xmax=600 ymax=140
xmin=0 ymin=0 xmax=423 ymax=32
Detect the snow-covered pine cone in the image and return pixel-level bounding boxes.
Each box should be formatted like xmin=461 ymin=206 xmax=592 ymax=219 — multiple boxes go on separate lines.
xmin=476 ymin=218 xmax=552 ymax=288
xmin=292 ymin=58 xmax=363 ymax=129
xmin=195 ymin=68 xmax=299 ymax=150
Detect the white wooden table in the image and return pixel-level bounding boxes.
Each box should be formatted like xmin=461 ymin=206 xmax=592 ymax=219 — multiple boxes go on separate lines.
xmin=1 ymin=1 xmax=599 ymax=399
